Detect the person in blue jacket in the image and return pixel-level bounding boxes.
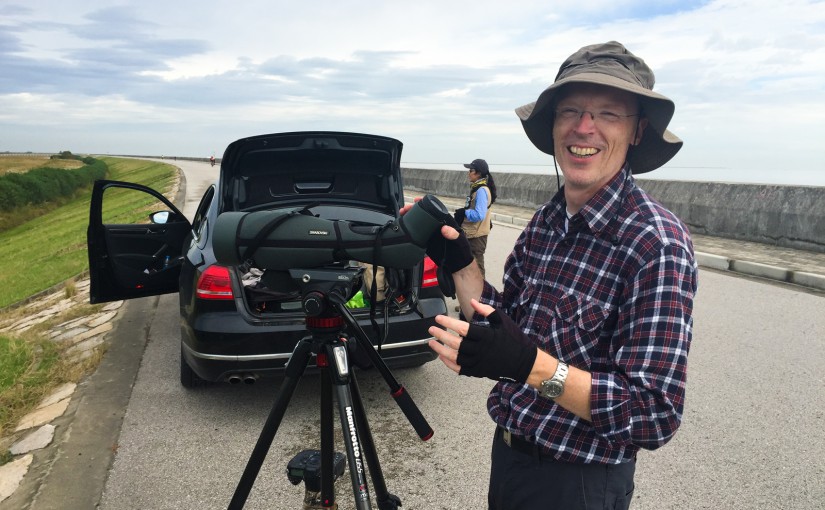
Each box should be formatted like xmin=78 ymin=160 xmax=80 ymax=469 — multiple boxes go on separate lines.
xmin=455 ymin=158 xmax=497 ymax=277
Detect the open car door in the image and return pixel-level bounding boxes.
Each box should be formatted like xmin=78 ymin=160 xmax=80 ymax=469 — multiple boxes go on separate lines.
xmin=88 ymin=180 xmax=191 ymax=304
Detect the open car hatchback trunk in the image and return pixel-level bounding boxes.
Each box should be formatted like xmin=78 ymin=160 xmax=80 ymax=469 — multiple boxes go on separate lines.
xmin=218 ymin=131 xmax=404 ymax=215
xmin=217 ymin=131 xmax=419 ymax=324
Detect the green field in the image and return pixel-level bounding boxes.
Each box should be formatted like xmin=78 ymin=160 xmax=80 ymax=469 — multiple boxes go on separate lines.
xmin=0 ymin=155 xmax=85 ymax=175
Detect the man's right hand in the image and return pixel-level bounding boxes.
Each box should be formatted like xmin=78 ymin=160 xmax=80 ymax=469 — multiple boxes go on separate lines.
xmin=453 ymin=207 xmax=466 ymax=225
xmin=400 ymin=200 xmax=474 ymax=273
xmin=426 ymin=224 xmax=473 ymax=274
xmin=401 ymin=199 xmax=474 ymax=298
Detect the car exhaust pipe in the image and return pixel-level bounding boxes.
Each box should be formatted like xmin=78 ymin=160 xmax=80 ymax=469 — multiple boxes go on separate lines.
xmin=243 ymin=374 xmax=258 ymax=385
xmin=227 ymin=375 xmax=243 ymax=384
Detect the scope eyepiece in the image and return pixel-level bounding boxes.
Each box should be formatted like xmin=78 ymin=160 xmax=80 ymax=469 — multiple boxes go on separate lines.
xmin=416 ymin=194 xmax=449 ymax=217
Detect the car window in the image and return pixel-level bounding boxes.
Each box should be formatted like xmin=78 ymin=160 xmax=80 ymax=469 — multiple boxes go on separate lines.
xmin=192 ymin=185 xmax=215 ymax=246
xmin=101 ymin=186 xmax=171 ymax=225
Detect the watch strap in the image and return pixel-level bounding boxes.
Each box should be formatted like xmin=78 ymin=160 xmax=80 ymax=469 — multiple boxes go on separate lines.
xmin=540 ymin=360 xmax=568 ymax=399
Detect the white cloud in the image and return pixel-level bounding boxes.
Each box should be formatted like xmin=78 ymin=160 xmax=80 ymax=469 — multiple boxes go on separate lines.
xmin=0 ymin=0 xmax=824 ymax=185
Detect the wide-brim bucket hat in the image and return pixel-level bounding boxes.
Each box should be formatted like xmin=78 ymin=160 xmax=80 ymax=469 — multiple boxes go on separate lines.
xmin=515 ymin=41 xmax=682 ymax=174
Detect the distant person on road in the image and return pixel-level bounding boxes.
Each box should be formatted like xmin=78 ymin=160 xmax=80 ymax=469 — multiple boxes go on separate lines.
xmin=210 ymin=155 xmax=216 ymax=167
xmin=454 ymin=158 xmax=497 ymax=278
xmin=417 ymin=41 xmax=698 ymax=509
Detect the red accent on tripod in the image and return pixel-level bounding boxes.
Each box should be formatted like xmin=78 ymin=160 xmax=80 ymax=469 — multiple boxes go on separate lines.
xmin=306 ymin=316 xmax=345 ymax=329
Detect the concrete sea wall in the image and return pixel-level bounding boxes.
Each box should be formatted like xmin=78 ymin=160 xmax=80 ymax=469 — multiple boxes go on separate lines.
xmin=401 ymin=167 xmax=825 ymax=253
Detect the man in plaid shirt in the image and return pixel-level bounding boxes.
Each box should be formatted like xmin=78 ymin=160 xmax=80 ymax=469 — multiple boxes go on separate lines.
xmin=422 ymin=42 xmax=698 ymax=509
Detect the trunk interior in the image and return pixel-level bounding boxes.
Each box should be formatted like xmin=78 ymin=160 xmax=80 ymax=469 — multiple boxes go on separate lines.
xmin=237 ymin=261 xmax=420 ymax=318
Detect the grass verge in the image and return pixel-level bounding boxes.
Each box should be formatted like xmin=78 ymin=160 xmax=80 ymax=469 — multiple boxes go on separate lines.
xmin=0 ymin=309 xmax=108 ymax=452
xmin=0 ymin=333 xmax=61 ymax=438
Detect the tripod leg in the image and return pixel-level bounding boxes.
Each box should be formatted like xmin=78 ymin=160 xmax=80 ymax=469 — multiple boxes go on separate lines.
xmin=349 ymin=371 xmax=402 ymax=510
xmin=320 ymin=365 xmax=336 ymax=508
xmin=333 ymin=302 xmax=433 ymax=440
xmin=326 ymin=342 xmax=373 ymax=510
xmin=227 ymin=338 xmax=314 ymax=510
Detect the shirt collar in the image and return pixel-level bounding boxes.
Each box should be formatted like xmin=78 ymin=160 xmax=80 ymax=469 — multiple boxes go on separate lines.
xmin=546 ymin=165 xmax=633 ymax=236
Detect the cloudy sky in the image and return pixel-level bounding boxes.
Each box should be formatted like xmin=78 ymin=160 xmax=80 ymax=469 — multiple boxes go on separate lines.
xmin=2 ymin=0 xmax=824 ymax=185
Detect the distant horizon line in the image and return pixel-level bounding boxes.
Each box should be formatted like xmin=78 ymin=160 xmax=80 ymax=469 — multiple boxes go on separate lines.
xmin=3 ymin=152 xmax=821 ymax=187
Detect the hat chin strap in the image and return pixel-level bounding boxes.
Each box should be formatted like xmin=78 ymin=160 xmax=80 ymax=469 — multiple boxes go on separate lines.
xmin=552 ymin=157 xmax=562 ymax=191
xmin=624 ymin=117 xmax=645 ymax=174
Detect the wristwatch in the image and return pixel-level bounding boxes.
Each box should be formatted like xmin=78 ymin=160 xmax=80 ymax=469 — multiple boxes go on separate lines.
xmin=539 ymin=360 xmax=569 ymax=399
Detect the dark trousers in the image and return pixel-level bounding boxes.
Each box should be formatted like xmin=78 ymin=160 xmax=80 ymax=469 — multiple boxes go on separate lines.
xmin=488 ymin=428 xmax=635 ymax=510
xmin=468 ymin=235 xmax=488 ymax=277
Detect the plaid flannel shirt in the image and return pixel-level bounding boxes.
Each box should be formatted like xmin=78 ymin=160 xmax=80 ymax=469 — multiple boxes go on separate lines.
xmin=480 ymin=167 xmax=697 ymax=464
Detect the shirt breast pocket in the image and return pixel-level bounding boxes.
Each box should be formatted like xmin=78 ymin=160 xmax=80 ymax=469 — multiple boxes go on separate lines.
xmin=546 ymin=289 xmax=613 ymax=367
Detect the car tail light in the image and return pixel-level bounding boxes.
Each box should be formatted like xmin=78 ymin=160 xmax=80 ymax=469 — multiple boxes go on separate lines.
xmin=196 ymin=265 xmax=234 ymax=300
xmin=422 ymin=256 xmax=439 ymax=288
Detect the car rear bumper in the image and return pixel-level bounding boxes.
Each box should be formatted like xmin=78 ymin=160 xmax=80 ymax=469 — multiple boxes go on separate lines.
xmin=181 ymin=296 xmax=446 ymax=382
xmin=182 ymin=337 xmax=438 ymax=382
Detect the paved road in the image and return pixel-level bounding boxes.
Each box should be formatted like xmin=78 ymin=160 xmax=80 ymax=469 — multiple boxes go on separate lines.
xmin=20 ymin=160 xmax=825 ymax=509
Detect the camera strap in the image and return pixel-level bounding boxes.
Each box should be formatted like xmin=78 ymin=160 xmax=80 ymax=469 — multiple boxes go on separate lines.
xmin=367 ymin=220 xmax=395 ymax=350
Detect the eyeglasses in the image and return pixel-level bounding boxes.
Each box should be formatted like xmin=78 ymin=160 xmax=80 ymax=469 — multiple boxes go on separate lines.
xmin=554 ymin=107 xmax=640 ymax=126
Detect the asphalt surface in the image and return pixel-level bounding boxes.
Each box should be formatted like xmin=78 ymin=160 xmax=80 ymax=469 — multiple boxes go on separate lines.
xmin=6 ymin=162 xmax=825 ymax=509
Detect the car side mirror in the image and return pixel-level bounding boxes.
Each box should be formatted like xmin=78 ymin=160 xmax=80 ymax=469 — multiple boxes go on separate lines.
xmin=150 ymin=211 xmax=171 ymax=224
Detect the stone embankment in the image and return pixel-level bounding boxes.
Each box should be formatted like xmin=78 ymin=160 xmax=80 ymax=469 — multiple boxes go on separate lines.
xmin=401 ymin=167 xmax=825 ymax=254
xmin=0 ymin=279 xmax=122 ymax=504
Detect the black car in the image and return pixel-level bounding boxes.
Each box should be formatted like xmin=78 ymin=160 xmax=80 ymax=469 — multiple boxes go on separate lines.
xmin=87 ymin=132 xmax=446 ymax=387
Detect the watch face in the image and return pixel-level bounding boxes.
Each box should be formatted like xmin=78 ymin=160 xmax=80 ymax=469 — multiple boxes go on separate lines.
xmin=541 ymin=380 xmax=563 ymax=399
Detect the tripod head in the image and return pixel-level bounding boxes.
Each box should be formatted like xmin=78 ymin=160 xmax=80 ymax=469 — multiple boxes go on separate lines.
xmin=286 ymin=267 xmax=432 ymax=441
xmin=287 ymin=266 xmax=363 ymax=332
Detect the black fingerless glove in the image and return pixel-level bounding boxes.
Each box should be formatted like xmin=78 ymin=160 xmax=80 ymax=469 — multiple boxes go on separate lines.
xmin=453 ymin=208 xmax=466 ymax=225
xmin=456 ymin=309 xmax=537 ymax=383
xmin=424 ymin=212 xmax=473 ymax=273
xmin=424 ymin=212 xmax=473 ymax=298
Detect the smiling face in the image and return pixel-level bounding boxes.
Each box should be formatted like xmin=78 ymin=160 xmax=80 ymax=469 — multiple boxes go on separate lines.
xmin=552 ymin=83 xmax=647 ymax=208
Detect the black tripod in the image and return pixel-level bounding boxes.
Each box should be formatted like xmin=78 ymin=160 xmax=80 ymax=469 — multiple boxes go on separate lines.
xmin=227 ymin=267 xmax=433 ymax=510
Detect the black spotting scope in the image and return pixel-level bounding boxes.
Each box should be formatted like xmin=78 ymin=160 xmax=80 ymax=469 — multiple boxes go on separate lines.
xmin=213 ymin=194 xmax=451 ymax=270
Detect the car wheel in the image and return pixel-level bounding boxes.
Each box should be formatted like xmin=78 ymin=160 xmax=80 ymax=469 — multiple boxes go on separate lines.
xmin=180 ymin=345 xmax=207 ymax=388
